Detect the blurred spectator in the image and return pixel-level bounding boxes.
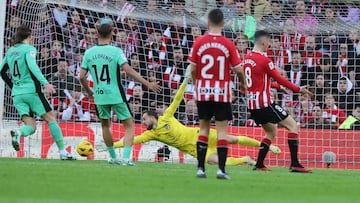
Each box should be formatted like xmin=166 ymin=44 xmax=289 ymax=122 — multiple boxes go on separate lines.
xmin=284 ymin=51 xmax=308 ymax=87
xmin=317 ymin=55 xmax=338 ymax=88
xmin=339 ymin=104 xmax=360 ymax=130
xmin=220 ymin=0 xmax=236 ymax=22
xmin=290 ymin=92 xmax=314 ymax=125
xmin=303 ymin=35 xmax=322 ymax=82
xmin=183 ymin=99 xmax=198 ymax=125
xmin=291 ymin=0 xmax=318 ymax=35
xmin=231 ymin=89 xmax=248 ymax=126
xmin=304 ymin=105 xmax=334 ymax=129
xmin=32 ymin=9 xmax=55 ymax=48
xmin=38 ymin=46 xmax=58 ymax=80
xmin=261 ymin=0 xmax=287 ymax=30
xmin=52 ymin=4 xmax=69 ymax=42
xmin=267 ymin=34 xmax=290 ymax=69
xmin=188 ymin=25 xmax=202 ymax=48
xmin=163 ymin=46 xmax=186 ymax=89
xmin=129 ymin=53 xmax=147 ymax=77
xmin=281 ymin=18 xmax=306 ymax=51
xmin=79 ymin=27 xmax=98 ymax=49
xmin=50 ymin=58 xmax=79 ymax=101
xmin=185 ymin=0 xmax=217 ymax=22
xmin=245 ymin=0 xmax=271 ymax=22
xmin=114 ymin=30 xmax=134 ymax=58
xmin=336 ymin=76 xmax=357 ymax=115
xmin=147 ymin=29 xmax=167 ymax=70
xmin=348 ymin=28 xmax=360 ymax=87
xmin=234 ymin=34 xmax=251 ymax=59
xmin=337 ymin=1 xmax=360 ymax=26
xmin=50 ymin=40 xmax=66 ymax=58
xmin=323 ymin=93 xmax=347 ymax=128
xmin=229 ymin=0 xmax=257 ymax=43
xmin=61 ymin=84 xmax=96 ymax=121
xmin=155 ymin=101 xmax=168 ymax=116
xmin=138 ymin=0 xmax=166 ymax=39
xmin=163 ymin=15 xmax=190 ymax=48
xmin=68 ymin=9 xmax=84 ymax=51
xmin=5 ymin=14 xmax=21 ymax=43
xmin=128 ymin=97 xmax=143 ymax=123
xmin=308 ymin=0 xmax=326 ymax=19
xmin=334 ymin=42 xmax=353 ymax=78
xmin=68 ymin=48 xmax=86 ymax=78
xmin=311 ymin=74 xmax=330 ymax=107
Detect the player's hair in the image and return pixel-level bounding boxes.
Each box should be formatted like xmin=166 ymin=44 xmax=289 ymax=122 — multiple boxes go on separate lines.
xmin=143 ymin=110 xmax=159 ymax=119
xmin=208 ymin=8 xmax=224 ymax=26
xmin=12 ymin=24 xmax=31 ymax=45
xmin=97 ymin=23 xmax=113 ymax=39
xmin=254 ymin=30 xmax=270 ymax=44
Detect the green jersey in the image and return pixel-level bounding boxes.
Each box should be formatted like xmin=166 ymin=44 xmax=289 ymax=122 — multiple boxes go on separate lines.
xmin=81 ymin=45 xmax=128 ymax=105
xmin=0 ymin=43 xmax=48 ymax=96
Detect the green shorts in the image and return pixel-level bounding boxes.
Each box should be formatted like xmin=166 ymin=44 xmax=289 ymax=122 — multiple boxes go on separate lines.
xmin=13 ymin=93 xmax=52 ymax=118
xmin=96 ymin=103 xmax=132 ymax=120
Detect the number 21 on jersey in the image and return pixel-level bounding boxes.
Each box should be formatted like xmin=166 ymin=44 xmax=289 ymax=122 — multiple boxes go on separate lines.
xmin=201 ymin=54 xmax=225 ymax=80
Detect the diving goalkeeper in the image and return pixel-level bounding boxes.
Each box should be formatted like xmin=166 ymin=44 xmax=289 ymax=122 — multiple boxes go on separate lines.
xmin=97 ymin=70 xmax=281 ymax=166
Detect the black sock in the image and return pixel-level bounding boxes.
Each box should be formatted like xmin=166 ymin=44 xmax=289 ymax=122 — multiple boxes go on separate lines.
xmin=196 ymin=141 xmax=208 ymax=171
xmin=255 ymin=141 xmax=270 ymax=168
xmin=288 ymin=139 xmax=301 ymax=167
xmin=217 ymin=139 xmax=228 ymax=173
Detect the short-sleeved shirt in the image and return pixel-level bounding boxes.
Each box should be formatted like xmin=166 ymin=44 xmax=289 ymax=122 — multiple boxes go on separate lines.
xmin=187 ymin=33 xmax=241 ymax=103
xmin=81 ymin=45 xmax=128 ymax=105
xmin=0 ymin=43 xmax=48 ymax=96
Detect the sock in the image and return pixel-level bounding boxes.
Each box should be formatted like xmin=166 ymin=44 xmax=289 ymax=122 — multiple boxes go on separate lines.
xmin=48 ymin=121 xmax=65 ymax=150
xmin=226 ymin=157 xmax=254 ymax=166
xmin=255 ymin=138 xmax=271 ymax=168
xmin=237 ymin=136 xmax=261 ymax=147
xmin=217 ymin=139 xmax=228 ymax=173
xmin=123 ymin=146 xmax=132 ymax=160
xmin=288 ymin=132 xmax=300 ymax=167
xmin=107 ymin=146 xmax=117 ymax=159
xmin=19 ymin=125 xmax=35 ymax=137
xmin=196 ymin=135 xmax=208 ymax=171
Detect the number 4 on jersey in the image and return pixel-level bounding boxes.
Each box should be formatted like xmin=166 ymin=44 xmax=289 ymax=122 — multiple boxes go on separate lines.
xmin=13 ymin=61 xmax=21 ymax=78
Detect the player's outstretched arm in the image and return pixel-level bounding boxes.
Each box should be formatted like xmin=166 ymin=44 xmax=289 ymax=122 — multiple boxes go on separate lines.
xmin=268 ymin=67 xmax=301 ymax=93
xmin=163 ymin=77 xmax=190 ymax=117
xmin=122 ymin=63 xmax=161 ymax=93
xmin=114 ymin=131 xmax=155 ymax=148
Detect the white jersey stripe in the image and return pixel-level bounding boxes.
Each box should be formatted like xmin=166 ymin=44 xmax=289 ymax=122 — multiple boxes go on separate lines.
xmin=255 ymin=91 xmax=260 ymax=109
xmin=214 ymin=81 xmax=220 ymax=102
xmin=205 ymin=80 xmax=211 ymax=101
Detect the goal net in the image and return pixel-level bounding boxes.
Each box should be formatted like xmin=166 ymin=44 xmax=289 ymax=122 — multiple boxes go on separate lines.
xmin=1 ymin=0 xmax=360 ymax=169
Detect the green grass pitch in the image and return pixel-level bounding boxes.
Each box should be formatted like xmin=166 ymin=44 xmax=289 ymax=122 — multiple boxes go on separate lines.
xmin=0 ymin=158 xmax=359 ymax=203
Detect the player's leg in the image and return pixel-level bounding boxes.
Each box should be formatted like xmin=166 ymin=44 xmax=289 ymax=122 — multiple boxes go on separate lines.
xmin=214 ymin=102 xmax=232 ymax=179
xmin=96 ymin=105 xmax=119 ymax=164
xmin=196 ymin=101 xmax=213 ymax=178
xmin=226 ymin=135 xmax=281 ymax=154
xmin=254 ymin=122 xmax=277 ymax=170
xmin=279 ymin=116 xmax=312 ymax=173
xmin=113 ymin=103 xmax=135 ymax=166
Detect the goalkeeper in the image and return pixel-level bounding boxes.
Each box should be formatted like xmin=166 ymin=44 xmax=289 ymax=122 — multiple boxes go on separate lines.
xmin=98 ymin=68 xmax=281 ymax=166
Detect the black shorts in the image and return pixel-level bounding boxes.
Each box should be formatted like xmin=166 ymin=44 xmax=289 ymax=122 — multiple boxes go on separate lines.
xmin=249 ymin=103 xmax=288 ymax=125
xmin=197 ymin=101 xmax=232 ymax=121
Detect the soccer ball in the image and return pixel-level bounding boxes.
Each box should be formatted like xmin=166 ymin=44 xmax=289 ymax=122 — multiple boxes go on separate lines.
xmin=76 ymin=140 xmax=94 ymax=157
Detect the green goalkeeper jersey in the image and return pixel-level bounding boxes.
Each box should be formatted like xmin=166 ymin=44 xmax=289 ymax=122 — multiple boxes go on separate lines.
xmin=0 ymin=43 xmax=49 ymax=96
xmin=81 ymin=44 xmax=128 ymax=105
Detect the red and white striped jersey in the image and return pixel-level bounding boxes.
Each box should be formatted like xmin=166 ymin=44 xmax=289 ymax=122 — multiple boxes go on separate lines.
xmin=243 ymin=51 xmax=301 ymax=110
xmin=187 ymin=33 xmax=241 ymax=103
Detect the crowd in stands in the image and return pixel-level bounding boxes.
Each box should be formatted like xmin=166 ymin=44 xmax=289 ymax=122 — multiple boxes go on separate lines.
xmin=2 ymin=0 xmax=360 ymax=130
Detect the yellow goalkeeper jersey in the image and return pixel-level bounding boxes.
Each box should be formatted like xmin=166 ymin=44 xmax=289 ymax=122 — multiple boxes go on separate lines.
xmin=128 ymin=80 xmax=217 ymax=158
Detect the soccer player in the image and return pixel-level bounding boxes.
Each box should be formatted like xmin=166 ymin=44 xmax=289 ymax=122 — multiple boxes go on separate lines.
xmin=0 ymin=25 xmax=76 ymax=160
xmin=243 ymin=30 xmax=312 ymax=172
xmin=188 ymin=9 xmax=246 ymax=179
xmin=100 ymin=75 xmax=281 ymax=165
xmin=79 ymin=22 xmax=161 ymax=166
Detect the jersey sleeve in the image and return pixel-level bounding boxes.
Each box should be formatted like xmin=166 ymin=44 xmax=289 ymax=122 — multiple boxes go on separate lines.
xmin=163 ymin=79 xmax=188 ymax=117
xmin=0 ymin=55 xmax=13 ymax=88
xmin=26 ymin=47 xmax=48 ymax=85
xmin=117 ymin=49 xmax=128 ymax=67
xmin=229 ymin=42 xmax=242 ymax=68
xmin=81 ymin=51 xmax=89 ymax=70
xmin=114 ymin=130 xmax=155 ymax=148
xmin=266 ymin=60 xmax=300 ymax=93
xmin=187 ymin=40 xmax=198 ymax=65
